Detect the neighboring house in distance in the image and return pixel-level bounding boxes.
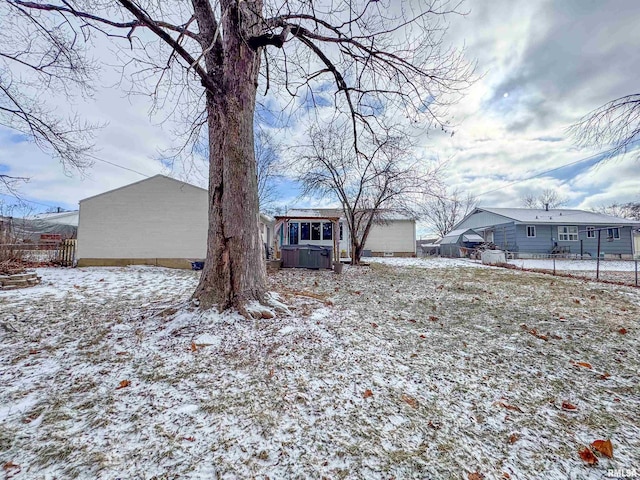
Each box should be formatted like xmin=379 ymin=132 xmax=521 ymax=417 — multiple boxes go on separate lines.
xmin=273 ymin=208 xmax=416 ymax=259
xmin=77 ymin=175 xmax=276 ymax=268
xmin=77 ymin=175 xmax=208 ymax=268
xmin=453 ymin=207 xmax=640 ymax=258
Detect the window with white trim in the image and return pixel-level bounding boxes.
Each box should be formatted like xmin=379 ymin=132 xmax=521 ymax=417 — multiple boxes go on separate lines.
xmin=586 ymin=226 xmax=595 ymax=238
xmin=607 ymin=227 xmax=620 ymax=240
xmin=526 ymin=225 xmax=536 ymax=237
xmin=558 ymin=226 xmax=578 ymax=241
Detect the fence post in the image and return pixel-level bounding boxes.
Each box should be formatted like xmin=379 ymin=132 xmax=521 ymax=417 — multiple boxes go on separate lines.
xmin=553 ymin=257 xmax=556 ymax=275
xmin=636 ymin=259 xmax=638 ymax=287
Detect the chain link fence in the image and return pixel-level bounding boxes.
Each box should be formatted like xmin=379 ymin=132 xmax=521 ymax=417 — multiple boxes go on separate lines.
xmin=503 ymin=256 xmax=639 ymax=286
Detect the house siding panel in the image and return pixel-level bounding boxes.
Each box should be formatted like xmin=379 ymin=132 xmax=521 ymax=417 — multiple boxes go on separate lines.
xmin=514 ymin=224 xmax=635 ymax=257
xmin=455 ymin=211 xmax=514 ymax=230
xmin=77 ymin=176 xmax=208 ymax=261
xmin=486 ymin=223 xmax=517 ymax=251
xmin=516 ymin=224 xmax=555 ymax=253
xmin=365 ymin=220 xmax=415 ymax=254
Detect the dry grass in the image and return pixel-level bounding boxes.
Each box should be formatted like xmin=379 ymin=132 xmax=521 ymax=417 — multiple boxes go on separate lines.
xmin=0 ymin=262 xmax=638 ymax=479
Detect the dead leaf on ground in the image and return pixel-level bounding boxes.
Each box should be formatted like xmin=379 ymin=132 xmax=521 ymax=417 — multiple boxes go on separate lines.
xmin=574 ymin=299 xmax=581 ymax=304
xmin=401 ymin=394 xmax=418 ymax=409
xmin=363 ymin=389 xmax=373 ymax=399
xmin=599 ymin=372 xmax=611 ymax=380
xmin=618 ymin=328 xmax=628 ymax=335
xmin=183 ymin=436 xmax=195 ymax=442
xmin=508 ymin=433 xmax=519 ymax=444
xmin=468 ymin=472 xmax=484 ymax=480
xmin=429 ymin=315 xmax=438 ymax=322
xmin=579 ymin=446 xmax=598 ymax=465
xmin=573 ymin=361 xmax=592 ymax=369
xmin=591 ymin=439 xmax=613 ymax=458
xmin=116 ymin=380 xmax=131 ymax=390
xmin=503 ymin=473 xmax=511 ymax=479
xmin=28 ymin=349 xmax=39 ymax=355
xmin=561 ymin=401 xmax=577 ymax=411
xmin=3 ymin=462 xmax=20 ymax=471
xmin=371 ymin=322 xmax=378 ymax=328
xmin=495 ymin=401 xmax=523 ymax=413
xmin=528 ymin=328 xmax=549 ymax=341
xmin=190 ymin=341 xmax=198 ymax=352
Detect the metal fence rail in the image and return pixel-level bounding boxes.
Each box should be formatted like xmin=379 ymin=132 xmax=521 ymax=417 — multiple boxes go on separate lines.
xmin=503 ymin=255 xmax=639 ymax=287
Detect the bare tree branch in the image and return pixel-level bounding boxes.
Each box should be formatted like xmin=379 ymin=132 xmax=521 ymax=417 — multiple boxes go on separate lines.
xmin=569 ymin=93 xmax=640 ymax=160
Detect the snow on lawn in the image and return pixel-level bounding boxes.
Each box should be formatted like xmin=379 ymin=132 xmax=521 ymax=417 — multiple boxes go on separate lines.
xmin=507 ymin=258 xmax=638 ymax=272
xmin=1 ymin=263 xmax=639 ymax=479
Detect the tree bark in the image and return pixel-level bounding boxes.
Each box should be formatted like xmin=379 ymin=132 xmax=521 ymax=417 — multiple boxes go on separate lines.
xmin=193 ymin=1 xmax=267 ymax=311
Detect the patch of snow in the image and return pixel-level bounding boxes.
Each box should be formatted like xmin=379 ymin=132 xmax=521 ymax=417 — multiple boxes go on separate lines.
xmin=0 ymin=263 xmax=638 ymax=479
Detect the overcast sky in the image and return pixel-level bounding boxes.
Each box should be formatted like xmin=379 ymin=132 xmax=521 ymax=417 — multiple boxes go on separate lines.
xmin=0 ymin=0 xmax=639 ymax=228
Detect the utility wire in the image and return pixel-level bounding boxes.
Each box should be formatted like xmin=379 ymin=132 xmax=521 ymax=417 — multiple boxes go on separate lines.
xmin=85 ymin=153 xmax=153 ymax=178
xmin=474 ymin=151 xmax=607 ymax=198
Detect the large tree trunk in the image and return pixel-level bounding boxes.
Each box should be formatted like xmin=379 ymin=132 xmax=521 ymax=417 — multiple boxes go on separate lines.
xmin=193 ymin=1 xmax=267 ymax=312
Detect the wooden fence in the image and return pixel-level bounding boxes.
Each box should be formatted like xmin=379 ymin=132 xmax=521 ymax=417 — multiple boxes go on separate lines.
xmin=55 ymin=239 xmax=77 ymax=267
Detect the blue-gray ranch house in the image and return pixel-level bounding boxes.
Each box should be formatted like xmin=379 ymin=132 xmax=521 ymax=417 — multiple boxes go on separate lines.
xmin=453 ymin=207 xmax=640 ymax=258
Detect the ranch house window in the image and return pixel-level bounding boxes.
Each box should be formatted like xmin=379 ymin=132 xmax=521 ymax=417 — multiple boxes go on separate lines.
xmin=300 ymin=222 xmax=310 ymax=241
xmin=339 ymin=223 xmax=343 ymax=241
xmin=558 ymin=226 xmax=578 ymax=241
xmin=322 ymin=222 xmax=333 ymax=240
xmin=586 ymin=226 xmax=595 ymax=238
xmin=311 ymin=222 xmax=321 ymax=241
xmin=288 ymin=223 xmax=299 ymax=245
xmin=526 ymin=225 xmax=536 ymax=237
xmin=607 ymin=227 xmax=620 ymax=240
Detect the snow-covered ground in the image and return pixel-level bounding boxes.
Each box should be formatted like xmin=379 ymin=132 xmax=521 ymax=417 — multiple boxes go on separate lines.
xmin=507 ymin=258 xmax=638 ymax=272
xmin=1 ymin=261 xmax=639 ymax=479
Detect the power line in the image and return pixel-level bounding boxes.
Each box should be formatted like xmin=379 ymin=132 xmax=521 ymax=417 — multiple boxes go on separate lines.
xmin=475 ymin=151 xmax=605 ymax=198
xmin=85 ymin=153 xmax=153 ymax=178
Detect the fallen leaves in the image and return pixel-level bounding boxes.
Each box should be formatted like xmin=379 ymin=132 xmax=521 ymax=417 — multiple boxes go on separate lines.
xmin=468 ymin=472 xmax=484 ymax=480
xmin=579 ymin=446 xmax=598 ymax=465
xmin=618 ymin=327 xmax=628 ymax=335
xmin=495 ymin=401 xmax=523 ymax=413
xmin=528 ymin=328 xmax=549 ymax=341
xmin=591 ymin=439 xmax=613 ymax=458
xmin=116 ymin=380 xmax=131 ymax=390
xmin=363 ymin=389 xmax=373 ymax=399
xmin=428 ymin=315 xmax=439 ymax=322
xmin=401 ymin=394 xmax=418 ymax=409
xmin=561 ymin=401 xmax=577 ymax=411
xmin=579 ymin=439 xmax=614 ymax=465
xmin=3 ymin=462 xmax=20 ymax=472
xmin=508 ymin=433 xmax=519 ymax=444
xmin=572 ymin=361 xmax=592 ymax=369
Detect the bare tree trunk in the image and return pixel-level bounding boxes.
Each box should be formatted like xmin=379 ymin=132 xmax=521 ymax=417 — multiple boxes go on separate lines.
xmin=193 ymin=2 xmax=266 ymax=311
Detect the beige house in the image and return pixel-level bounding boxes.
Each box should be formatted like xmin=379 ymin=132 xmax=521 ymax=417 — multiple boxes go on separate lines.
xmin=77 ymin=175 xmax=209 ymax=268
xmin=273 ymin=208 xmax=416 ymax=259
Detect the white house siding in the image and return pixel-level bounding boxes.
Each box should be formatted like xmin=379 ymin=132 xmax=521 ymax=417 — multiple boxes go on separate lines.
xmin=77 ymin=175 xmax=208 ymax=268
xmin=365 ymin=220 xmax=416 ymax=256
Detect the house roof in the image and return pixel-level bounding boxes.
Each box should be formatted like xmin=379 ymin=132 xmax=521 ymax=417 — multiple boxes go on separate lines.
xmin=438 ymin=228 xmax=484 ymax=245
xmin=281 ymin=208 xmax=416 ymax=221
xmin=79 ymin=174 xmax=207 ymax=204
xmin=31 ymin=210 xmax=79 ymax=227
xmin=472 ymin=207 xmax=639 ymax=226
